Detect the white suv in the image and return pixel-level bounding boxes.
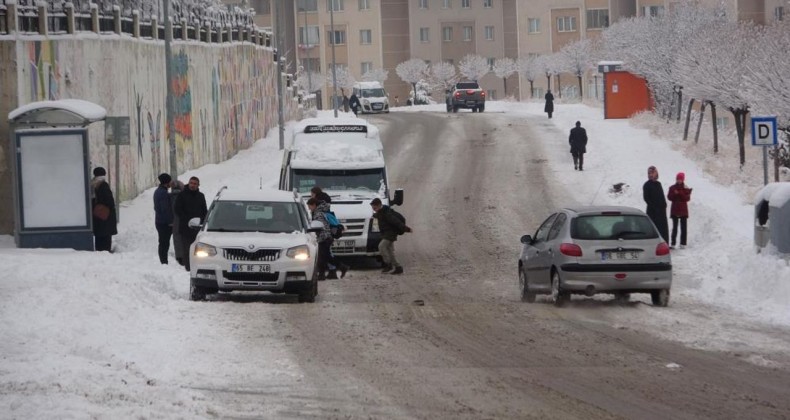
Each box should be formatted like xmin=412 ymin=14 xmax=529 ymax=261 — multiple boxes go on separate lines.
xmin=188 ymin=188 xmax=322 ymax=302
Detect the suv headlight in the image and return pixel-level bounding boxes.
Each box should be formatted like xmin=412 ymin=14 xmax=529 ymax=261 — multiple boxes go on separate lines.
xmin=286 ymin=245 xmax=310 ymax=260
xmin=194 ymin=242 xmax=217 ymax=258
xmin=370 ymin=218 xmax=380 ymax=233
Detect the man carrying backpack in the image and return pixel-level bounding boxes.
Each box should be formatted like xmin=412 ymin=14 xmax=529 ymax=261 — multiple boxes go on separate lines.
xmin=370 ymin=198 xmax=411 ymax=275
xmin=307 ymin=197 xmax=348 ymax=280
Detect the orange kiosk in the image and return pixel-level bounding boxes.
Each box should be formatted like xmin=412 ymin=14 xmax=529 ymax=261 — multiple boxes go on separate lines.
xmin=599 ymin=61 xmax=653 ymax=119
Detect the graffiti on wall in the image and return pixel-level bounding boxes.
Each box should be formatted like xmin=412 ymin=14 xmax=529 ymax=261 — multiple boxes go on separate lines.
xmin=172 ymin=51 xmax=193 ymax=169
xmin=27 ymin=41 xmax=60 ymax=101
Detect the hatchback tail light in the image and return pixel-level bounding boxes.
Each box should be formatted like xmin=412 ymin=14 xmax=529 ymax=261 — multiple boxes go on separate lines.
xmin=656 ymin=242 xmax=670 ymax=256
xmin=560 ymin=243 xmax=583 ymax=257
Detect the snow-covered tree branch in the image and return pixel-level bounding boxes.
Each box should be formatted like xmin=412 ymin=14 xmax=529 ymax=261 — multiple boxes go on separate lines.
xmin=458 ymin=54 xmax=489 ymax=82
xmin=492 ymin=57 xmax=518 ymax=98
xmin=396 ymin=58 xmax=429 ymax=105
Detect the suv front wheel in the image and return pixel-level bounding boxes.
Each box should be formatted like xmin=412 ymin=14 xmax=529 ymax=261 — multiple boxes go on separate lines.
xmin=190 ymin=280 xmax=208 ymax=301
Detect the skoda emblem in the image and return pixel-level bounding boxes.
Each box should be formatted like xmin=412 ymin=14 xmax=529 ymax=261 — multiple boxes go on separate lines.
xmin=248 ymin=244 xmax=255 ymax=250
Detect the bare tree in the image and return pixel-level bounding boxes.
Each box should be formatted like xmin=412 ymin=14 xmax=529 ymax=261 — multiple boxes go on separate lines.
xmin=362 ymin=68 xmax=389 ymax=85
xmin=430 ymin=61 xmax=458 ymax=93
xmin=492 ymin=57 xmax=518 ymax=98
xmin=517 ymin=56 xmax=541 ymax=99
xmin=396 ymin=58 xmax=429 ymax=105
xmin=458 ymin=54 xmax=490 ymax=82
xmin=543 ymin=53 xmax=569 ymax=98
xmin=560 ymin=39 xmax=592 ymax=100
xmin=295 ymin=70 xmax=326 ymax=93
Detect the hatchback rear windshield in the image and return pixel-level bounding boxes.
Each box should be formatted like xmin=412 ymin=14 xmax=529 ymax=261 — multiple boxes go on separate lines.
xmin=571 ymin=214 xmax=658 ymax=240
xmin=206 ymin=201 xmax=304 ymax=233
xmin=456 ymin=82 xmax=479 ymax=89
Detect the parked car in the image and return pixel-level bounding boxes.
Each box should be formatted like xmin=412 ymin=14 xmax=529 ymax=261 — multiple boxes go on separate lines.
xmin=188 ymin=188 xmax=323 ymax=302
xmin=517 ymin=206 xmax=672 ymax=307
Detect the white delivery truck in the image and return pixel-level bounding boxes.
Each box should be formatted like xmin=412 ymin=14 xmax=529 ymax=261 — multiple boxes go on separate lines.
xmin=352 ymin=81 xmax=390 ymax=114
xmin=279 ymin=117 xmax=403 ymax=257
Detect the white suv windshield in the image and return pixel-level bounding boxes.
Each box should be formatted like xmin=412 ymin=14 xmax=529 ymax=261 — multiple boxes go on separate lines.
xmin=206 ymin=201 xmax=304 ymax=233
xmin=361 ymin=88 xmax=386 ymax=98
xmin=293 ymin=168 xmax=385 ymax=193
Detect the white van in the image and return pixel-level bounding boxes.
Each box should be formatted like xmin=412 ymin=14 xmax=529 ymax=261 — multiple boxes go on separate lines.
xmin=352 ymin=81 xmax=390 ymax=114
xmin=279 ymin=117 xmax=404 ymax=257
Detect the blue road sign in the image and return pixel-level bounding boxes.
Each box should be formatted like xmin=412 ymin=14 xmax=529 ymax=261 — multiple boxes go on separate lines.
xmin=751 ymin=116 xmax=778 ymax=146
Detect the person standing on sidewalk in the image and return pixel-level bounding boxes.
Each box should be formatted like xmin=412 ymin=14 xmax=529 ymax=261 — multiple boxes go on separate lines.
xmin=153 ymin=173 xmax=173 ymax=264
xmin=544 ymin=90 xmax=555 ymax=119
xmin=169 ymin=179 xmax=186 ymax=266
xmin=667 ymin=172 xmax=692 ymax=249
xmin=174 ymin=176 xmax=207 ymax=271
xmin=643 ymin=166 xmax=669 ymax=244
xmin=91 ymin=167 xmax=117 ymax=252
xmin=568 ymin=121 xmax=588 ymax=171
xmin=370 ymin=198 xmax=411 ymax=275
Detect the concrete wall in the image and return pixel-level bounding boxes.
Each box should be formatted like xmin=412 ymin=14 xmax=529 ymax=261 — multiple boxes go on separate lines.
xmin=0 ymin=36 xmax=297 ymax=234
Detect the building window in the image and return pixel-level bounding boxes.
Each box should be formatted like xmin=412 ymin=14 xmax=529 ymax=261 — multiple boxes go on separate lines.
xmin=297 ymin=0 xmax=317 ymax=12
xmin=776 ymin=7 xmax=784 ymax=21
xmin=360 ymin=29 xmax=372 ymax=44
xmin=461 ymin=0 xmax=470 ymax=8
xmin=463 ymin=26 xmax=473 ymax=41
xmin=251 ymin=0 xmax=271 ymax=14
xmin=328 ymin=29 xmax=346 ymax=45
xmin=302 ymin=58 xmax=321 ymax=73
xmin=443 ymin=26 xmax=453 ymax=42
xmin=442 ymin=0 xmax=451 ymax=9
xmin=586 ymin=9 xmax=609 ymax=29
xmin=483 ymin=0 xmax=492 ymax=8
xmin=528 ymin=18 xmax=540 ymax=33
xmin=419 ymin=0 xmax=428 ymax=9
xmin=716 ymin=116 xmax=729 ymax=130
xmin=361 ymin=61 xmax=374 ymax=75
xmin=485 ymin=26 xmax=494 ymax=40
xmin=419 ymin=27 xmax=430 ymax=42
xmin=359 ymin=0 xmax=370 ymax=10
xmin=487 ymin=57 xmax=495 ymax=70
xmin=299 ymin=25 xmax=320 ymax=45
xmin=642 ymin=5 xmax=664 ymax=17
xmin=557 ymin=16 xmax=576 ymax=32
xmin=327 ymin=0 xmax=344 ymax=12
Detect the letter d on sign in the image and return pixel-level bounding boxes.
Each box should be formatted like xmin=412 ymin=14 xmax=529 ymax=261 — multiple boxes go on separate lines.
xmin=758 ymin=124 xmax=770 ymax=140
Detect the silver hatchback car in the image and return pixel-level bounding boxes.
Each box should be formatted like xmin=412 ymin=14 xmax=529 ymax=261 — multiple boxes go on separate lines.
xmin=518 ymin=206 xmax=672 ymax=307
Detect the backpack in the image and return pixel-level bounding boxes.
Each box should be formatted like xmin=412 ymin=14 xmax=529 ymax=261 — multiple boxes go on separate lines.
xmin=324 ymin=211 xmax=345 ymax=239
xmin=389 ymin=208 xmax=407 ymax=235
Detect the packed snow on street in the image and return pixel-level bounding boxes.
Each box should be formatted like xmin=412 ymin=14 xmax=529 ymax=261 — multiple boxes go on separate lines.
xmin=2 ymin=101 xmax=790 ymax=417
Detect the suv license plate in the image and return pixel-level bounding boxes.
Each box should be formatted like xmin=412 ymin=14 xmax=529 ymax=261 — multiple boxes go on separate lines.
xmin=332 ymin=240 xmax=355 ymax=248
xmin=601 ymin=251 xmax=639 ymax=261
xmin=466 ymin=101 xmax=476 ymax=105
xmin=232 ymin=264 xmax=271 ymax=273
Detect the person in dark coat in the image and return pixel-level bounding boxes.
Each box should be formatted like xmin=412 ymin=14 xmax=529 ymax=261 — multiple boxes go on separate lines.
xmin=174 ymin=176 xmax=207 ymax=271
xmin=307 ymin=197 xmax=346 ymax=281
xmin=153 ymin=173 xmax=174 ymax=264
xmin=569 ymin=121 xmax=588 ymax=171
xmin=643 ymin=166 xmax=669 ymax=244
xmin=91 ymin=167 xmax=118 ymax=252
xmin=309 ymin=187 xmax=349 ymax=279
xmin=169 ymin=180 xmax=186 ymax=266
xmin=667 ymin=172 xmax=692 ymax=249
xmin=370 ymin=198 xmax=411 ymax=275
xmin=349 ymin=92 xmax=361 ymax=116
xmin=544 ymin=90 xmax=555 ymax=119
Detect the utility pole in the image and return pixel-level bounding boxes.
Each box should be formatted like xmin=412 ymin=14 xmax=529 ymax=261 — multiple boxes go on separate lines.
xmin=303 ymin=6 xmax=312 ymax=92
xmin=330 ymin=0 xmax=338 ymax=118
xmin=275 ymin=0 xmax=285 ymax=149
xmin=163 ymin=0 xmax=177 ymax=178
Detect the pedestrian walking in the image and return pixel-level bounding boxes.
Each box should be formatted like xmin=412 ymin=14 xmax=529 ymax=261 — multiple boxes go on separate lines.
xmin=643 ymin=166 xmax=669 ymax=244
xmin=310 ymin=187 xmax=349 ymax=279
xmin=544 ymin=90 xmax=555 ymax=119
xmin=349 ymin=92 xmax=361 ymax=116
xmin=569 ymin=121 xmax=587 ymax=171
xmin=370 ymin=198 xmax=411 ymax=275
xmin=170 ymin=180 xmax=186 ymax=266
xmin=174 ymin=176 xmax=207 ymax=271
xmin=153 ymin=173 xmax=173 ymax=264
xmin=667 ymin=172 xmax=692 ymax=249
xmin=90 ymin=167 xmax=118 ymax=252
xmin=307 ymin=197 xmax=347 ymax=281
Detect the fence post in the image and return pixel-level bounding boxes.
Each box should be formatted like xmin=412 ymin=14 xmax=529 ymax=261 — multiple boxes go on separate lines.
xmin=181 ymin=18 xmax=187 ymax=40
xmin=112 ymin=5 xmax=120 ymax=34
xmin=90 ymin=3 xmax=98 ymax=33
xmin=37 ymin=1 xmax=48 ymax=35
xmin=151 ymin=16 xmax=158 ymax=40
xmin=64 ymin=2 xmax=74 ymax=34
xmin=132 ymin=10 xmax=139 ymax=38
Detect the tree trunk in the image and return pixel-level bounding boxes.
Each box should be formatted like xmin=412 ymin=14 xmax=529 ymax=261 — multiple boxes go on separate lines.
xmin=694 ymin=101 xmax=707 ymax=144
xmin=731 ymin=108 xmax=749 ymax=167
xmin=676 ymin=88 xmax=683 ymax=122
xmin=503 ymin=77 xmax=508 ymax=98
xmin=529 ymin=80 xmax=534 ymax=99
xmin=556 ymin=74 xmax=562 ymax=98
xmin=710 ymin=102 xmax=718 ymax=154
xmin=577 ymin=75 xmax=583 ymax=100
xmin=683 ymin=98 xmax=695 ymax=141
xmin=411 ymin=82 xmax=417 ymax=105
xmin=545 ymin=74 xmax=551 ymax=91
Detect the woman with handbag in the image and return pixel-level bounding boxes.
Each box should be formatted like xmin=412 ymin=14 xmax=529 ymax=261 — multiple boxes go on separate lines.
xmin=91 ymin=167 xmax=118 ymax=252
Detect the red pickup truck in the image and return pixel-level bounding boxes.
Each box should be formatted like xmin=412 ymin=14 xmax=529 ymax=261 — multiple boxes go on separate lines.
xmin=446 ymin=81 xmax=486 ymax=113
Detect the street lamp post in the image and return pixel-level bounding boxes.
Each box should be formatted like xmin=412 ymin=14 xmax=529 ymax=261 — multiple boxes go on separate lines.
xmin=302 ymin=6 xmax=312 ymax=92
xmin=163 ymin=0 xmax=177 ymax=178
xmin=275 ymin=0 xmax=285 ymax=150
xmin=330 ymin=0 xmax=338 ymax=118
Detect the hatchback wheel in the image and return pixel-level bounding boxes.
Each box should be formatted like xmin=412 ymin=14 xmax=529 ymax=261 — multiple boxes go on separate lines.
xmin=551 ymin=271 xmax=569 ymax=307
xmin=651 ymin=289 xmax=670 ymax=307
xmin=614 ymin=292 xmax=631 ymax=303
xmin=519 ymin=268 xmax=536 ymax=303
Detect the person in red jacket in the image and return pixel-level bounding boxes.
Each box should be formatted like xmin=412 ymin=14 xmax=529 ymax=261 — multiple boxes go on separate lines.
xmin=667 ymin=172 xmax=692 ymax=249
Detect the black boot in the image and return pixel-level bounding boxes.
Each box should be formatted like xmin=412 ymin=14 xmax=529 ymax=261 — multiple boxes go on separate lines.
xmin=339 ymin=264 xmax=350 ymax=278
xmin=381 ymin=264 xmax=392 ymax=273
xmin=390 ymin=266 xmax=404 ymax=275
xmin=327 ymin=270 xmax=339 ymax=279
